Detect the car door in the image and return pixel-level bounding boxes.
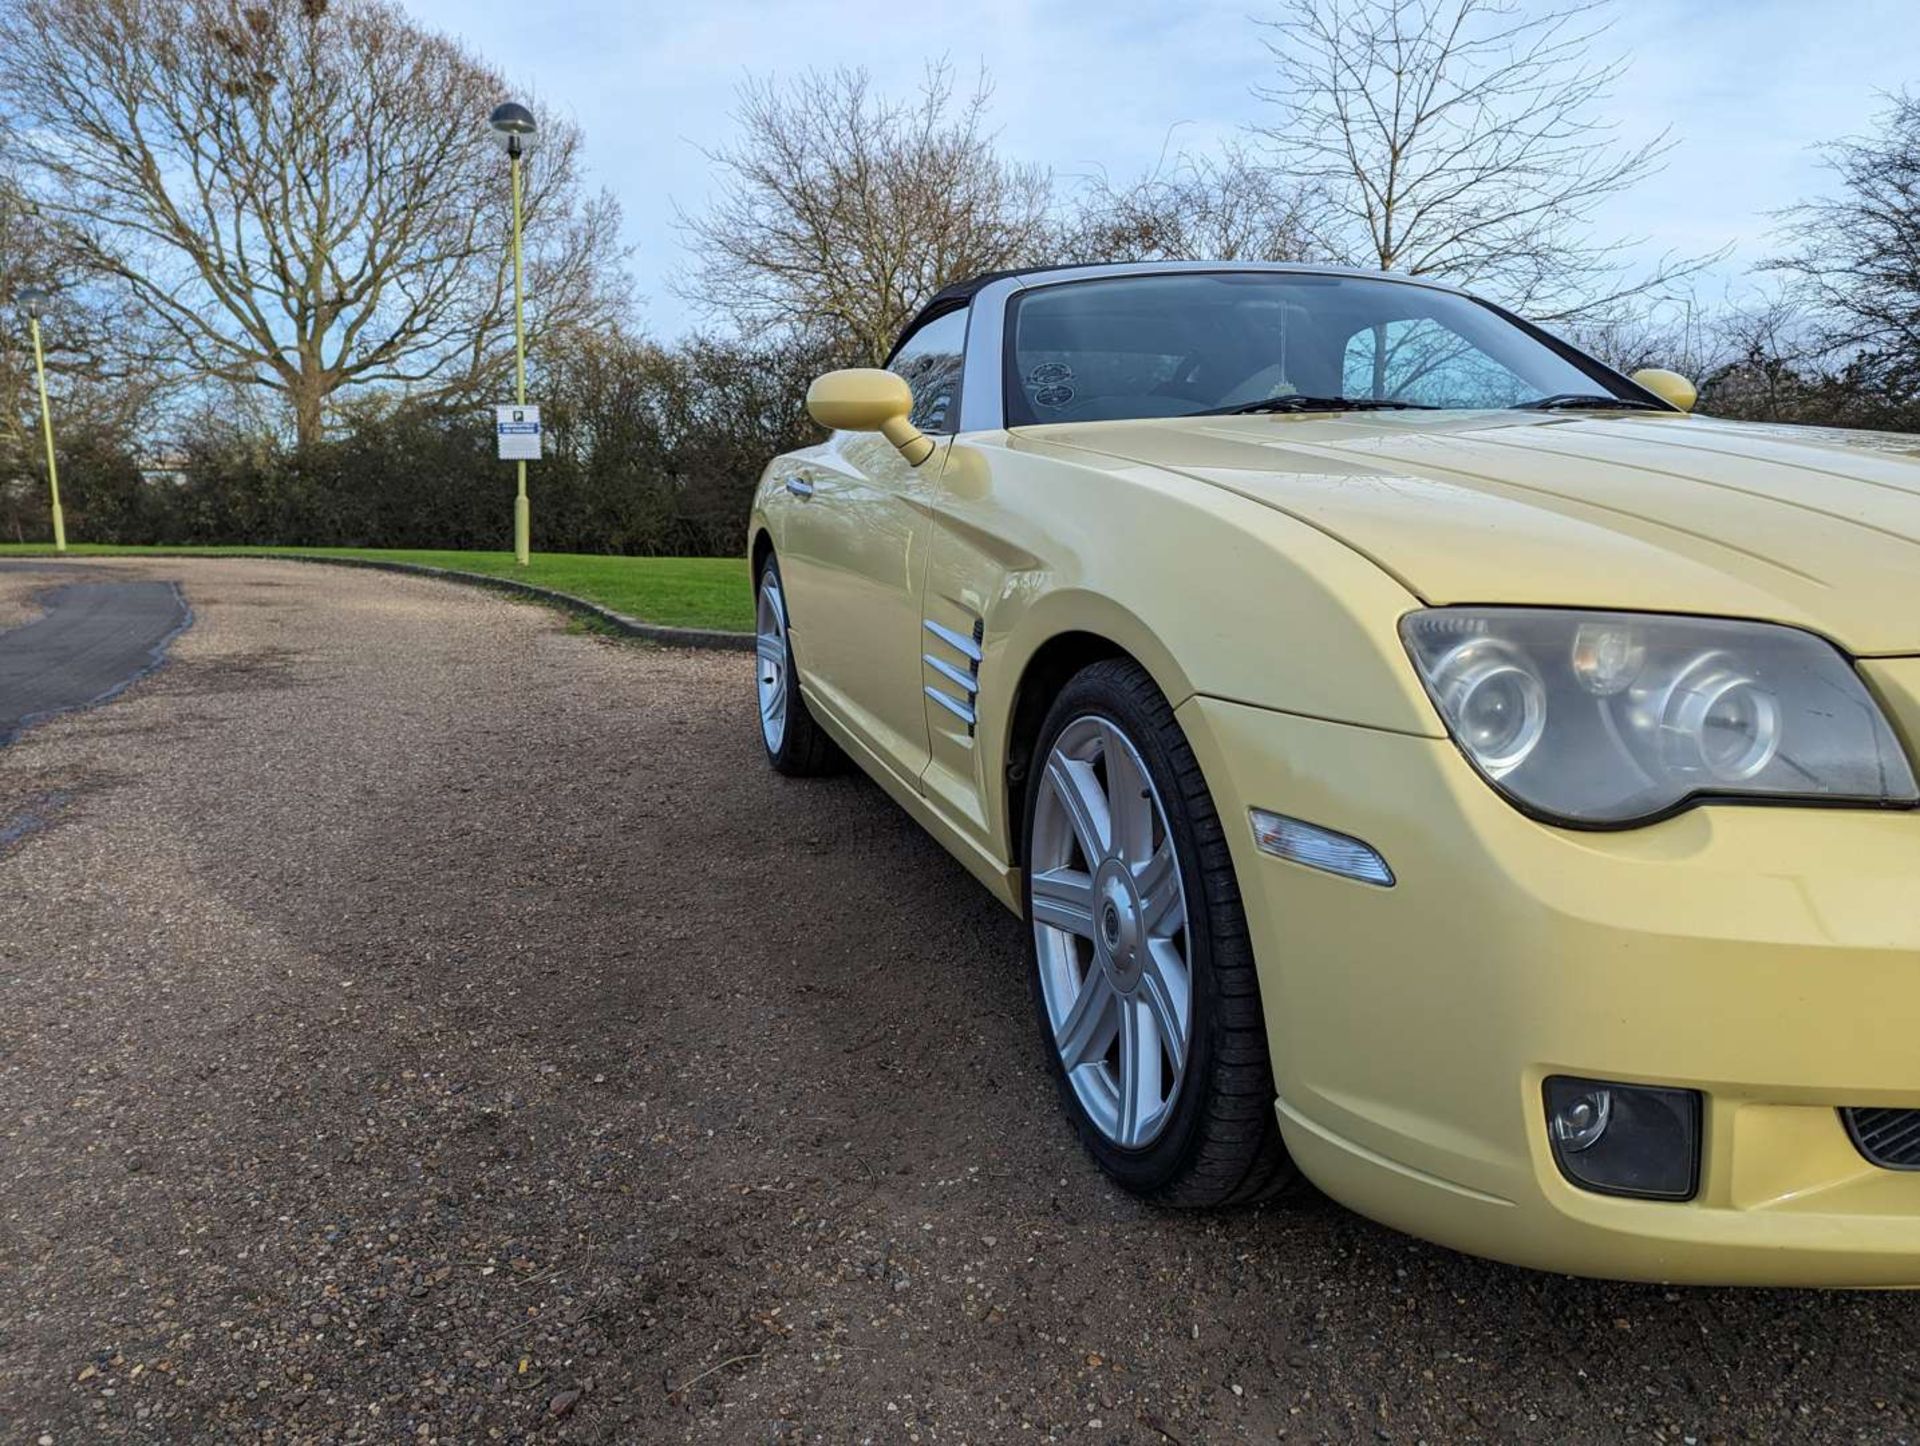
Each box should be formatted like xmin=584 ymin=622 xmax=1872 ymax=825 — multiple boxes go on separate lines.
xmin=775 ymin=306 xmax=970 ymax=790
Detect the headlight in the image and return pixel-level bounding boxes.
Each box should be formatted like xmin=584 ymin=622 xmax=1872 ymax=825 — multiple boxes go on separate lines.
xmin=1401 ymin=608 xmax=1918 ymax=826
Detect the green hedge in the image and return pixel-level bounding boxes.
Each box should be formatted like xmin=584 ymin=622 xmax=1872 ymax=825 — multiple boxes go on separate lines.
xmin=0 ymin=331 xmax=844 ymax=557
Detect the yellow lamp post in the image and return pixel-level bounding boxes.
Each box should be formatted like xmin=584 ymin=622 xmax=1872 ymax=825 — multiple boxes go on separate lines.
xmin=18 ymin=287 xmax=66 ymax=554
xmin=488 ymin=101 xmax=538 ymax=567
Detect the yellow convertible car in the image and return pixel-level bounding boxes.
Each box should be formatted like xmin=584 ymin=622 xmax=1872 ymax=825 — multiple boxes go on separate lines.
xmin=747 ymin=261 xmax=1920 ymax=1286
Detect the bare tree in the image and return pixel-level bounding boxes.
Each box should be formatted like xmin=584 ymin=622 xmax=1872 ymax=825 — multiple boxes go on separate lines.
xmin=1253 ymin=0 xmax=1709 ymax=320
xmin=1557 ymin=287 xmax=1714 ymax=378
xmin=1 ymin=152 xmax=164 ymax=479
xmin=0 ymin=0 xmax=629 ymax=447
xmin=1691 ymin=294 xmax=1824 ymax=422
xmin=0 ymin=164 xmax=56 ymax=472
xmin=678 ymin=64 xmax=1053 ymax=363
xmin=1766 ymin=92 xmax=1920 ymax=402
xmin=1064 ymin=141 xmax=1321 ymax=264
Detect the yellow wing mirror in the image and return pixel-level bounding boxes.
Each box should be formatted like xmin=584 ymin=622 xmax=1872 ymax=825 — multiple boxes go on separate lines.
xmin=1630 ymin=368 xmax=1698 ymax=414
xmin=806 ymin=368 xmax=935 ymax=465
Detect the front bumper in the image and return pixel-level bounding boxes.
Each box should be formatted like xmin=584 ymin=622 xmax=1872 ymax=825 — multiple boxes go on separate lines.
xmin=1179 ymin=693 xmax=1920 ymax=1286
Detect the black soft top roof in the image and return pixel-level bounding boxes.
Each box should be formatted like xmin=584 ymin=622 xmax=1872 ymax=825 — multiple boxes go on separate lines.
xmin=886 ymin=264 xmax=1121 ymax=362
xmin=920 ymin=264 xmax=1099 ymax=309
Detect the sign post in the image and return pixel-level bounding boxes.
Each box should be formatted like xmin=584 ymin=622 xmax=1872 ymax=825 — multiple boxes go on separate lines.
xmin=18 ymin=289 xmax=65 ymax=553
xmin=488 ymin=102 xmax=539 ymax=565
xmin=496 ymin=404 xmax=542 ymax=463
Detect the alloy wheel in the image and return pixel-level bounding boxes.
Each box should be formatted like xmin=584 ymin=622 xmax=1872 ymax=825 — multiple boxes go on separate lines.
xmin=1030 ymin=715 xmax=1193 ymax=1148
xmin=755 ymin=571 xmax=789 ymax=753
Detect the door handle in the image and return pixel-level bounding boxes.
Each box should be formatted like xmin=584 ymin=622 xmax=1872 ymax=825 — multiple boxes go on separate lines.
xmin=784 ymin=476 xmax=815 ymax=499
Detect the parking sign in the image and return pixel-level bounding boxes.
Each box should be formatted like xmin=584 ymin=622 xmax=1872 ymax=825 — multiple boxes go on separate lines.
xmin=496 ymin=404 xmax=542 ymax=461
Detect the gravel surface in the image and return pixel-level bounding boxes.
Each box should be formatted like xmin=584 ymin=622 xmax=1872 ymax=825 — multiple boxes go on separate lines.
xmin=2 ymin=557 xmax=1916 ymax=1445
xmin=0 ymin=561 xmax=94 ymax=629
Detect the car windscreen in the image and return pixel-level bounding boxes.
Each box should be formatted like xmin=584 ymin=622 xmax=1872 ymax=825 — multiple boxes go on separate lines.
xmin=1002 ymin=271 xmax=1639 ymax=426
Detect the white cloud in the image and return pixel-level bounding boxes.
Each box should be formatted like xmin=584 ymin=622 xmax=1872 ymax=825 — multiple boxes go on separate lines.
xmin=404 ymin=0 xmax=1918 ymax=333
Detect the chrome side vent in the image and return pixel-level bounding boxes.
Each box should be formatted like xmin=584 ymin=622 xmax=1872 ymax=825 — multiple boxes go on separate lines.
xmin=923 ymin=615 xmax=983 ymax=734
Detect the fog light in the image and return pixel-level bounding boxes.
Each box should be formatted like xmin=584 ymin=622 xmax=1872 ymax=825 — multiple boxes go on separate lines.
xmin=1549 ymin=1087 xmax=1611 ymax=1151
xmin=1543 ymin=1076 xmax=1700 ymax=1201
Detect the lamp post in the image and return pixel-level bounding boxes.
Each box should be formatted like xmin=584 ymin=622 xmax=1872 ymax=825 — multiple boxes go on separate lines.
xmin=17 ymin=287 xmax=66 ymax=554
xmin=488 ymin=101 xmax=538 ymax=567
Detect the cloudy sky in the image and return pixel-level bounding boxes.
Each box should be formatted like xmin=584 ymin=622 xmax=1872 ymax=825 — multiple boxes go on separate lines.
xmin=404 ymin=0 xmax=1916 ymax=338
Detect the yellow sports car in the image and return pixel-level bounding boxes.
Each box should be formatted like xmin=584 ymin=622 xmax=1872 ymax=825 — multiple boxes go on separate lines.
xmin=747 ymin=261 xmax=1920 ymax=1286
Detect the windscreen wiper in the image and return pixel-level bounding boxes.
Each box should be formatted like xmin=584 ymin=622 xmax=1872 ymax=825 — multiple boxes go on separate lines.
xmin=1199 ymin=394 xmax=1439 ymax=416
xmin=1513 ymin=393 xmax=1663 ymax=411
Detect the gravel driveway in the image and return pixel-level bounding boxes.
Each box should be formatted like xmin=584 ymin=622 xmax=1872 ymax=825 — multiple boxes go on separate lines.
xmin=2 ymin=558 xmax=1915 ymax=1445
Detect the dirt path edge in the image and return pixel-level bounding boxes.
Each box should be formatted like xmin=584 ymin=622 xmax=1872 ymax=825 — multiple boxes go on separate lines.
xmin=40 ymin=551 xmax=755 ymax=652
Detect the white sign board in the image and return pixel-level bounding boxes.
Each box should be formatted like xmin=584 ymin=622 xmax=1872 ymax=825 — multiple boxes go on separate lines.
xmin=496 ymin=404 xmax=542 ymax=461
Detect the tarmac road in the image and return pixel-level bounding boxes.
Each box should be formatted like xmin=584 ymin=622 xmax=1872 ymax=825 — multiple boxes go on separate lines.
xmin=0 ymin=566 xmax=190 ymax=744
xmin=1 ymin=557 xmax=1915 ymax=1445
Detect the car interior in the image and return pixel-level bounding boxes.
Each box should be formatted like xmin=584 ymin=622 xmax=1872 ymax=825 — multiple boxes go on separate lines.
xmin=1002 ymin=271 xmax=1619 ymax=425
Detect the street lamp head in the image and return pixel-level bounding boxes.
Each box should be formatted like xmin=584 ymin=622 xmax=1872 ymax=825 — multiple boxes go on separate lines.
xmin=487 ymin=101 xmax=538 ymax=159
xmin=17 ymin=286 xmax=52 ymax=319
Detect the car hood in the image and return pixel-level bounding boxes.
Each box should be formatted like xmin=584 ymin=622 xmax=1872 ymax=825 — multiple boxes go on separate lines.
xmin=1028 ymin=410 xmax=1920 ymax=656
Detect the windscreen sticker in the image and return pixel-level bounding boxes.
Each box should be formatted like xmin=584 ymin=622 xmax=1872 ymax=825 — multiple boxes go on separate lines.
xmin=1028 ymin=361 xmax=1075 ymax=408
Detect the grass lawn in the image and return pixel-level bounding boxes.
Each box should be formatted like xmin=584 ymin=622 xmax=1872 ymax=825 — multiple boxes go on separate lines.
xmin=0 ymin=545 xmax=753 ymax=632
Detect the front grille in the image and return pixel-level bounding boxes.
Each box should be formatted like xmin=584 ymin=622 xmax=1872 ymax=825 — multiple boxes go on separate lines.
xmin=1842 ymin=1108 xmax=1920 ymax=1170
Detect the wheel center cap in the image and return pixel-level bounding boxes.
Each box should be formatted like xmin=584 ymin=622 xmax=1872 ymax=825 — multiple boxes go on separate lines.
xmin=1093 ymin=864 xmax=1145 ymax=993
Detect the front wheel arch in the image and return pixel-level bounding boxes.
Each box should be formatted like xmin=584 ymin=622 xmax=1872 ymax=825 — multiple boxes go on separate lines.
xmin=987 ymin=590 xmax=1207 ymax=873
xmin=1003 ymin=631 xmax=1128 ymax=869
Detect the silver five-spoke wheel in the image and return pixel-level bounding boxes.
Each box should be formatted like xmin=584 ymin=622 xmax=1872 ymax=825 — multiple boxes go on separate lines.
xmin=756 ymin=570 xmax=790 ymax=753
xmin=1031 ymin=714 xmax=1193 ymax=1149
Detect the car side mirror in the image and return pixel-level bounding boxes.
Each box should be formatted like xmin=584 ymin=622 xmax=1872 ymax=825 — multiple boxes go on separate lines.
xmin=806 ymin=368 xmax=935 ymax=465
xmin=1629 ymin=368 xmax=1698 ymax=414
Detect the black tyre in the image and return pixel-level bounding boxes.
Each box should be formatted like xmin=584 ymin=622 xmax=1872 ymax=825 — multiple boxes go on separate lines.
xmin=754 ymin=554 xmax=843 ymax=776
xmin=1022 ymin=657 xmax=1296 ymax=1206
